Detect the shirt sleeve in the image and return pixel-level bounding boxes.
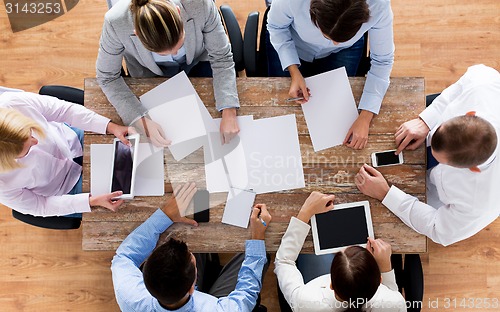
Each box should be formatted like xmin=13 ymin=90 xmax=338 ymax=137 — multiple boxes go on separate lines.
xmin=380 ymin=270 xmax=399 ymax=291
xmin=200 ymin=0 xmax=240 ymax=111
xmin=382 ymin=184 xmax=477 ymax=246
xmin=359 ymin=2 xmax=395 ymax=114
xmin=274 ymin=217 xmax=311 ymax=307
xmin=11 ymin=92 xmax=110 ymax=134
xmin=96 ymin=16 xmax=147 ymax=125
xmin=0 ymin=187 xmax=91 ymax=216
xmin=217 ymin=240 xmax=267 ymax=312
xmin=111 ymin=209 xmax=174 ymax=311
xmin=266 ymin=0 xmax=301 ymax=70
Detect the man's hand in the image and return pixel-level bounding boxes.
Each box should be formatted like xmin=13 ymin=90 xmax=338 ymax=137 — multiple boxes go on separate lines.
xmin=161 ymin=182 xmax=198 ymax=226
xmin=366 ymin=237 xmax=392 ymax=273
xmin=297 ymin=191 xmax=335 ymax=223
xmin=220 ymin=108 xmax=240 ymax=144
xmin=288 ymin=65 xmax=310 ymax=104
xmin=343 ymin=110 xmax=374 ymax=150
xmin=89 ymin=191 xmax=124 ymax=212
xmin=133 ymin=117 xmax=171 ymax=147
xmin=106 ymin=122 xmax=136 ymax=146
xmin=395 ymin=118 xmax=430 ymax=154
xmin=250 ymin=204 xmax=272 ymax=240
xmin=355 ymin=164 xmax=390 ymax=201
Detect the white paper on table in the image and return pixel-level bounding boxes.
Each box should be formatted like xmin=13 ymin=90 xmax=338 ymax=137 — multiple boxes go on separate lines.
xmin=90 ymin=143 xmax=164 ymax=196
xmin=240 ymin=114 xmax=305 ymax=194
xmin=221 ymin=188 xmax=256 ymax=228
xmin=302 ymin=67 xmax=359 ymax=152
xmin=134 ymin=145 xmax=164 ymax=196
xmin=204 ymin=116 xmax=253 ymax=193
xmin=139 ymin=71 xmax=218 ymax=132
xmin=90 ymin=144 xmax=113 ymax=196
xmin=148 ymin=94 xmax=206 ymax=161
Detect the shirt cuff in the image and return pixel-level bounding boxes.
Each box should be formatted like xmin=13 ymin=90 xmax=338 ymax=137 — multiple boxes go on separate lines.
xmin=419 ymin=105 xmax=440 ymax=131
xmin=149 ymin=209 xmax=174 ymax=232
xmin=290 ymin=216 xmax=311 ymax=234
xmin=217 ymin=103 xmax=240 ymax=112
xmin=91 ymin=115 xmax=112 ymax=134
xmin=74 ymin=193 xmax=92 ymax=213
xmin=381 ymin=185 xmax=407 ymax=214
xmin=245 ymin=240 xmax=266 ymax=257
xmin=381 ymin=269 xmax=397 ymax=282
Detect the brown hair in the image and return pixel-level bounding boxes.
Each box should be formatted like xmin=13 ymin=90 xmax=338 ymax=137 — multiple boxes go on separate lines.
xmin=130 ymin=0 xmax=184 ymax=52
xmin=331 ymin=246 xmax=381 ymax=312
xmin=431 ymin=115 xmax=497 ymax=167
xmin=143 ymin=238 xmax=196 ymax=305
xmin=0 ymin=108 xmax=45 ymax=172
xmin=310 ymin=0 xmax=370 ymax=43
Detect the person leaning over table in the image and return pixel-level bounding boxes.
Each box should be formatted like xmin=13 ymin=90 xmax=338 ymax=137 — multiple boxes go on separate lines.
xmin=96 ymin=0 xmax=240 ymax=146
xmin=0 ymin=88 xmax=132 ymax=217
xmin=275 ymin=191 xmax=406 ymax=312
xmin=111 ymin=182 xmax=272 ymax=312
xmin=355 ymin=64 xmax=500 ymax=246
xmin=266 ymin=0 xmax=394 ymax=149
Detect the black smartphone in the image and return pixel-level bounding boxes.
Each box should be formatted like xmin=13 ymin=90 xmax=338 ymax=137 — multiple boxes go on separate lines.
xmin=193 ymin=189 xmax=210 ymax=223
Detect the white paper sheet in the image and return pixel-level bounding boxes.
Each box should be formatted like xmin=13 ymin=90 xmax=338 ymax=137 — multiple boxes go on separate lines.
xmin=221 ymin=188 xmax=256 ymax=228
xmin=204 ymin=116 xmax=253 ymax=193
xmin=302 ymin=67 xmax=359 ymax=152
xmin=139 ymin=71 xmax=218 ymax=132
xmin=148 ymin=94 xmax=207 ymax=161
xmin=90 ymin=143 xmax=164 ymax=196
xmin=239 ymin=114 xmax=305 ymax=194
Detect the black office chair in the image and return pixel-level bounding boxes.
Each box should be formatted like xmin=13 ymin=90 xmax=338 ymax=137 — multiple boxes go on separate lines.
xmin=355 ymin=32 xmax=371 ymax=77
xmin=426 ymin=93 xmax=441 ymax=107
xmin=277 ymin=254 xmax=424 ymax=312
xmin=11 ymin=85 xmax=84 ymax=230
xmin=220 ymin=5 xmax=245 ymax=73
xmin=244 ymin=7 xmax=270 ymax=77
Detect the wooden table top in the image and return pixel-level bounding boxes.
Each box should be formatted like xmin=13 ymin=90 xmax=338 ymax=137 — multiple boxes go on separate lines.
xmin=82 ymin=77 xmax=427 ymax=253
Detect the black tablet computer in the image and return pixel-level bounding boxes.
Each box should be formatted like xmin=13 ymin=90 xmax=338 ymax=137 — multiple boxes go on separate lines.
xmin=311 ymin=201 xmax=374 ymax=255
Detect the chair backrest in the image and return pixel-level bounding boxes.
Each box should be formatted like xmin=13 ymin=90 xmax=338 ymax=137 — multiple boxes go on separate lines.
xmin=355 ymin=32 xmax=371 ymax=77
xmin=219 ymin=5 xmax=245 ymax=72
xmin=243 ymin=11 xmax=260 ymax=77
xmin=12 ymin=210 xmax=82 ymax=230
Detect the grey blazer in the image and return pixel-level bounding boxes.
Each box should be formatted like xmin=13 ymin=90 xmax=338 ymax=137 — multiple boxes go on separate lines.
xmin=96 ymin=0 xmax=239 ymax=125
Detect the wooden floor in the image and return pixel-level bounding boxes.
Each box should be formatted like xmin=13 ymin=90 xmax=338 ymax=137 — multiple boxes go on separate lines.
xmin=0 ymin=0 xmax=499 ymax=311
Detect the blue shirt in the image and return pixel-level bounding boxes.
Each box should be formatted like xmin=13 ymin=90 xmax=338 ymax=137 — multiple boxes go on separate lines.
xmin=111 ymin=209 xmax=267 ymax=312
xmin=267 ymin=0 xmax=395 ymax=114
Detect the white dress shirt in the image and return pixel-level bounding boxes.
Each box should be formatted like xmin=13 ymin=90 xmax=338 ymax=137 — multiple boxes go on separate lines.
xmin=382 ymin=64 xmax=500 ymax=246
xmin=267 ymin=0 xmax=395 ymax=114
xmin=0 ymin=91 xmax=110 ymax=216
xmin=275 ymin=217 xmax=407 ymax=312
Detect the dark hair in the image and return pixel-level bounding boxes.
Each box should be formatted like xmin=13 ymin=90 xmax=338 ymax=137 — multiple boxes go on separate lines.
xmin=130 ymin=0 xmax=184 ymax=52
xmin=431 ymin=115 xmax=497 ymax=167
xmin=143 ymin=238 xmax=196 ymax=305
xmin=310 ymin=0 xmax=370 ymax=43
xmin=331 ymin=246 xmax=381 ymax=312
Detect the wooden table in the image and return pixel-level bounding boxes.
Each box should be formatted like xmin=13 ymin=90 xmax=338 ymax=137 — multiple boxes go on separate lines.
xmin=82 ymin=77 xmax=427 ymax=253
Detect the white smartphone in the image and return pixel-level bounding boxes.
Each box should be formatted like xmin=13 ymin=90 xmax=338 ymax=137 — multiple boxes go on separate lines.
xmin=110 ymin=134 xmax=140 ymax=199
xmin=371 ymin=150 xmax=404 ymax=167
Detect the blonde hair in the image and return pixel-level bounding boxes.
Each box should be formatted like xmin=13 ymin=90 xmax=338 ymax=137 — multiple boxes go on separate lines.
xmin=0 ymin=108 xmax=45 ymax=172
xmin=130 ymin=0 xmax=184 ymax=52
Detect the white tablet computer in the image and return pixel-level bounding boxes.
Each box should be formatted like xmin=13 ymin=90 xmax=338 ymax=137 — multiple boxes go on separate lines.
xmin=311 ymin=201 xmax=374 ymax=255
xmin=110 ymin=134 xmax=140 ymax=199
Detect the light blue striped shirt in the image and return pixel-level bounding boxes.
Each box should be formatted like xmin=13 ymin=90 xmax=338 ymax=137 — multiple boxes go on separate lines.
xmin=267 ymin=0 xmax=395 ymax=114
xmin=111 ymin=209 xmax=267 ymax=312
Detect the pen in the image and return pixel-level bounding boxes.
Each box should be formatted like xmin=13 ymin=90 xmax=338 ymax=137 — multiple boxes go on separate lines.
xmin=259 ymin=217 xmax=267 ymax=227
xmin=141 ymin=116 xmax=150 ymax=138
xmin=285 ymin=96 xmax=305 ymax=102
